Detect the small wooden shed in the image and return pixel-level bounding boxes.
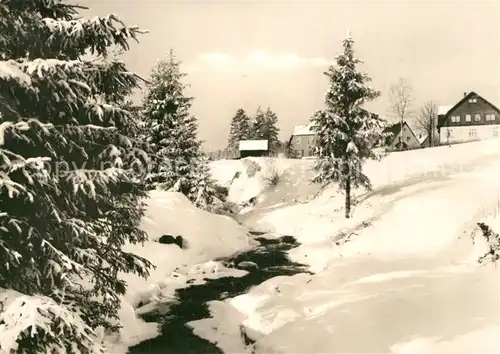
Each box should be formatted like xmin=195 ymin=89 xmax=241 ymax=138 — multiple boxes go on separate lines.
xmin=238 ymin=140 xmax=269 ymax=158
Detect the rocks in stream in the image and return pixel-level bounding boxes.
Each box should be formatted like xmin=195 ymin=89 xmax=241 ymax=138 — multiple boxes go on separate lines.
xmin=241 ymin=196 xmax=258 ymax=208
xmin=237 ymin=261 xmax=259 ymax=270
xmin=158 ymin=235 xmax=186 ymax=249
xmin=254 ymin=235 xmax=297 ymax=246
xmin=248 ymin=230 xmax=266 ymax=236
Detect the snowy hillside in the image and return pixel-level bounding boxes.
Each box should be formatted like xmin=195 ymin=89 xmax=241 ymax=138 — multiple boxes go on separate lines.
xmin=199 ymin=139 xmax=500 ymax=354
xmin=211 ymin=140 xmax=500 ymax=263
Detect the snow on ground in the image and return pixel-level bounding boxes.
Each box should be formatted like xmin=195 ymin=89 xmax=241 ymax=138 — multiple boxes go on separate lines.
xmin=195 ymin=248 xmax=500 ymax=354
xmin=390 ymin=325 xmax=500 ymax=354
xmin=235 ymin=140 xmax=500 ymax=265
xmin=197 ymin=140 xmax=500 ymax=353
xmin=327 ymin=156 xmax=500 ymax=261
xmin=210 ymin=157 xmax=319 ymax=208
xmin=104 ymin=190 xmax=253 ymax=352
xmin=209 ymin=159 xmax=245 ymax=188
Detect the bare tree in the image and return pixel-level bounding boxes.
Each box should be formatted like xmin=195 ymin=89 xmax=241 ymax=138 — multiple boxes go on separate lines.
xmin=415 ymin=101 xmax=438 ymax=147
xmin=389 ymin=77 xmax=414 ymax=150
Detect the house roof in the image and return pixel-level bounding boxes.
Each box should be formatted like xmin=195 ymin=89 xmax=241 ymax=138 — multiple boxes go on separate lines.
xmin=239 ymin=139 xmax=268 ymax=151
xmin=292 ymin=122 xmax=315 ymax=136
xmin=417 ymin=133 xmax=428 ymax=144
xmin=437 ymin=105 xmax=453 ymax=116
xmin=437 ymin=91 xmax=500 ymax=128
xmin=383 ymin=121 xmax=420 ymax=145
xmin=291 ymin=112 xmax=385 ymax=141
xmin=383 ymin=121 xmax=405 ymax=135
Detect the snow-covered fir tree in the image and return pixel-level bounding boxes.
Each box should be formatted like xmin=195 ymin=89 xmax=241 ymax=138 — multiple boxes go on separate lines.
xmin=263 ymin=107 xmax=280 ymax=153
xmin=250 ymin=106 xmax=266 ymax=139
xmin=0 ymin=1 xmax=153 ymax=352
xmin=142 ymin=50 xmax=219 ymax=209
xmin=311 ymin=33 xmax=387 ymax=218
xmin=227 ymin=108 xmax=251 ymax=149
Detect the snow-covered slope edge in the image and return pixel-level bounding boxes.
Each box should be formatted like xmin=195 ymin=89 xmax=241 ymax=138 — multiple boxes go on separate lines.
xmin=210 ymin=157 xmax=320 ymax=212
xmin=389 ymin=213 xmax=500 ymax=354
xmin=102 ymin=191 xmax=253 ymax=352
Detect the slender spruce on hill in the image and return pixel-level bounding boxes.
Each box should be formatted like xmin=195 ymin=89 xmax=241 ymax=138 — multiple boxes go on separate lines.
xmin=251 ymin=106 xmax=266 ymax=140
xmin=263 ymin=107 xmax=280 ymax=153
xmin=142 ymin=50 xmax=219 ymax=210
xmin=0 ymin=0 xmax=153 ymax=352
xmin=228 ymin=108 xmax=251 ymax=149
xmin=311 ymin=33 xmax=388 ymax=218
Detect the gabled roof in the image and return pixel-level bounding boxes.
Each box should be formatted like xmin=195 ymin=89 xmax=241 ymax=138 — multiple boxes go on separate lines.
xmin=437 ymin=105 xmax=453 ymax=116
xmin=382 ymin=121 xmax=419 ymax=145
xmin=239 ymin=139 xmax=268 ymax=151
xmin=383 ymin=121 xmax=405 ymax=135
xmin=291 ymin=112 xmax=385 ymax=139
xmin=437 ymin=91 xmax=500 ymax=128
xmin=292 ymin=122 xmax=315 ymax=136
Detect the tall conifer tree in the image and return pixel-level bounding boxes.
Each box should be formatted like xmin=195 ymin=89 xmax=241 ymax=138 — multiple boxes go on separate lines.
xmin=263 ymin=107 xmax=280 ymax=153
xmin=142 ymin=50 xmax=219 ymax=209
xmin=0 ymin=1 xmax=153 ymax=351
xmin=227 ymin=108 xmax=251 ymax=149
xmin=311 ymin=33 xmax=387 ymax=218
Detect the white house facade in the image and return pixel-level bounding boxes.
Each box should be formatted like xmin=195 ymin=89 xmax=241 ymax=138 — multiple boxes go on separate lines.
xmin=437 ymin=92 xmax=500 ymax=145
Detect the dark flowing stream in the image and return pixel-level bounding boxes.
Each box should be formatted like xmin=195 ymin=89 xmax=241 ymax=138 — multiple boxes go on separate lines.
xmin=129 ymin=233 xmax=311 ymax=354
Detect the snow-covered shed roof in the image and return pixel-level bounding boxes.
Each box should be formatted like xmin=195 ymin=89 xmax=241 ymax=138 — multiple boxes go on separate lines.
xmin=292 ymin=122 xmax=315 ymax=136
xmin=239 ymin=140 xmax=268 ymax=151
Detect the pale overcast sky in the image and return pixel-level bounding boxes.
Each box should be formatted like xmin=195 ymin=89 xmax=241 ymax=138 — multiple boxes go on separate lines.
xmin=79 ymin=0 xmax=500 ymax=151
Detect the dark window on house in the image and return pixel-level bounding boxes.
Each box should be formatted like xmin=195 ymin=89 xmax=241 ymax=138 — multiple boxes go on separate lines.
xmin=406 ymin=135 xmax=410 ymax=141
xmin=493 ymin=127 xmax=499 ymax=137
xmin=469 ymin=128 xmax=477 ymax=137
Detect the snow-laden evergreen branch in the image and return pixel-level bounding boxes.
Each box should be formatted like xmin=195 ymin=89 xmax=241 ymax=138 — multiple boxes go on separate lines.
xmin=0 ymin=288 xmax=105 ymax=354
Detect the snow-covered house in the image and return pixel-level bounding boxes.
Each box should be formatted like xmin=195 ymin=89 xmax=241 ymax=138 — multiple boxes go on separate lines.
xmin=238 ymin=139 xmax=269 ymax=158
xmin=289 ymin=123 xmax=316 ymax=158
xmin=437 ymin=91 xmax=500 ymax=145
xmin=382 ymin=121 xmax=421 ymax=151
xmin=418 ymin=131 xmax=440 ymax=148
